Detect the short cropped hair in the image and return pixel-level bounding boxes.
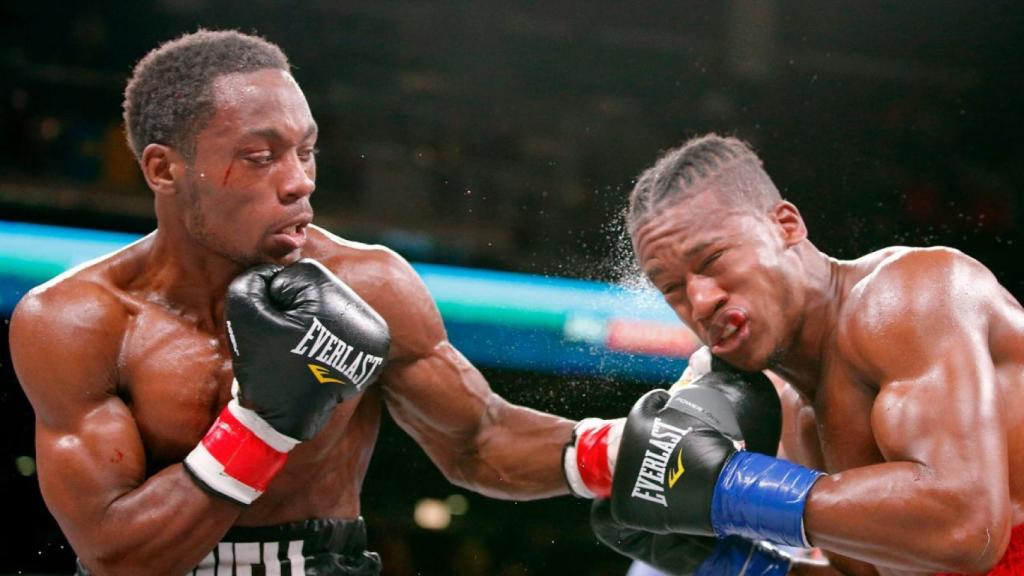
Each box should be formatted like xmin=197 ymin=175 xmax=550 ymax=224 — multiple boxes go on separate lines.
xmin=122 ymin=29 xmax=290 ymax=162
xmin=626 ymin=134 xmax=782 ymax=235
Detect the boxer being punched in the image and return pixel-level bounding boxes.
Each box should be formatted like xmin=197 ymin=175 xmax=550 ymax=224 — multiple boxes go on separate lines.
xmin=8 ymin=29 xmax=629 ymax=575
xmin=603 ymin=134 xmax=1024 ymax=575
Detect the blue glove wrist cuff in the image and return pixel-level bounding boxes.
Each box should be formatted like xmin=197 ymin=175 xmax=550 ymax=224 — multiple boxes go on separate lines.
xmin=696 ymin=536 xmax=791 ymax=576
xmin=711 ymin=451 xmax=824 ymax=548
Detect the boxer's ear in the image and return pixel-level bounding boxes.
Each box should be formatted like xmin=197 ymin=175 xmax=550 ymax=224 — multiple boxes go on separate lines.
xmin=141 ymin=143 xmax=184 ymax=197
xmin=771 ymin=201 xmax=807 ymax=247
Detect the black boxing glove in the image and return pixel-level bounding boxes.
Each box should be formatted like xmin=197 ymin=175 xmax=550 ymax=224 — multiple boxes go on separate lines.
xmin=591 ymin=499 xmax=791 ymax=576
xmin=185 ymin=259 xmax=389 ymax=504
xmin=563 ymin=347 xmax=782 ymax=500
xmin=610 ymin=362 xmax=823 ymax=548
xmin=667 ymin=347 xmax=782 ymax=457
xmin=227 ymin=259 xmax=389 ymax=439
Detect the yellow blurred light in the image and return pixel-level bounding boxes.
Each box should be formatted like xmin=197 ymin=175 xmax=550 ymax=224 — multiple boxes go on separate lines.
xmin=414 ymin=498 xmax=451 ymax=530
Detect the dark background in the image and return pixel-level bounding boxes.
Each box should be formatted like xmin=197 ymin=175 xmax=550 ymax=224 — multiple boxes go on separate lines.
xmin=1 ymin=1 xmax=1022 ymax=574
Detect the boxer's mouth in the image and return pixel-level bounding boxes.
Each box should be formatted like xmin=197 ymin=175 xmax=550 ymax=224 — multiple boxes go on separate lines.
xmin=269 ymin=215 xmax=313 ymax=250
xmin=708 ymin=308 xmax=749 ymax=349
xmin=272 ymin=214 xmax=313 ymax=236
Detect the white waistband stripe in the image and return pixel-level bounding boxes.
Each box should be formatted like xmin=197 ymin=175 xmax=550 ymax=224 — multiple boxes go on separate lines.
xmin=188 ymin=539 xmax=306 ymax=575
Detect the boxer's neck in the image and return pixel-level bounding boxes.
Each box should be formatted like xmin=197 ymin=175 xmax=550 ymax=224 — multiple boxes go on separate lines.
xmin=140 ymin=225 xmax=242 ymax=332
xmin=769 ymin=246 xmax=848 ymax=399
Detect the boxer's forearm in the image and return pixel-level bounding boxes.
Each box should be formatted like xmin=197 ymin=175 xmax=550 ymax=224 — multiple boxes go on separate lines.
xmin=75 ymin=465 xmax=241 ymax=575
xmin=804 ymin=462 xmax=1007 ymax=573
xmin=444 ymin=396 xmax=575 ymax=500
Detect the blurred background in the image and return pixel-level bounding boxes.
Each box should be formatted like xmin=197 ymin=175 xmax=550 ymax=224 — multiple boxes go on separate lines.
xmin=1 ymin=1 xmax=1022 ymax=574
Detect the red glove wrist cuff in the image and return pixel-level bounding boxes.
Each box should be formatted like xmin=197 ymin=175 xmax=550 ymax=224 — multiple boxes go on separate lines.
xmin=184 ymin=397 xmax=299 ymax=505
xmin=564 ymin=418 xmax=624 ymax=499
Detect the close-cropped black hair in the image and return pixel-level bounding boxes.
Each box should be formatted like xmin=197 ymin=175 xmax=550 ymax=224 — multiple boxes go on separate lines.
xmin=627 ymin=134 xmax=781 ymax=235
xmin=122 ymin=29 xmax=290 ymax=162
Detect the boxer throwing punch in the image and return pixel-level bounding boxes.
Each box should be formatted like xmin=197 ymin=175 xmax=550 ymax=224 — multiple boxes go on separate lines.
xmin=8 ymin=29 xmax=641 ymax=575
xmin=601 ymin=134 xmax=1024 ymax=576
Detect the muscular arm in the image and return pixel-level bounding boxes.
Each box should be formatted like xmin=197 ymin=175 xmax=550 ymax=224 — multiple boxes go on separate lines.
xmin=804 ymin=249 xmax=1011 ymax=572
xmin=11 ymin=281 xmax=240 ymax=575
xmin=361 ymin=251 xmax=575 ymax=499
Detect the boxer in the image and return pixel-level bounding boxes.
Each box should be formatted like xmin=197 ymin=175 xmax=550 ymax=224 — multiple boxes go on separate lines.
xmin=603 ymin=134 xmax=1024 ymax=575
xmin=9 ymin=29 xmax=624 ymax=574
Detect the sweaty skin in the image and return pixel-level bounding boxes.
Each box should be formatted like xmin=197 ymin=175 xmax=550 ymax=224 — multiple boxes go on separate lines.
xmin=10 ymin=69 xmax=573 ymax=575
xmin=633 ymin=184 xmax=1024 ymax=576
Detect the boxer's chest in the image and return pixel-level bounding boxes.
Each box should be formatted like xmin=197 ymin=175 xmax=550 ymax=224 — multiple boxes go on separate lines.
xmin=812 ymin=363 xmax=887 ymax=473
xmin=120 ymin=308 xmax=234 ymax=469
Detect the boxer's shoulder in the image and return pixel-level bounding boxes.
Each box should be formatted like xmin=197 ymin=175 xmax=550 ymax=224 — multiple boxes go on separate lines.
xmin=11 ymin=260 xmax=133 ymax=422
xmin=844 ymin=246 xmax=995 ymax=321
xmin=14 ymin=258 xmax=132 ymax=339
xmin=836 ymin=246 xmax=996 ymax=376
xmin=15 ymin=233 xmax=149 ymax=323
xmin=303 ymin=225 xmax=444 ymax=358
xmin=303 ymin=225 xmax=416 ymax=284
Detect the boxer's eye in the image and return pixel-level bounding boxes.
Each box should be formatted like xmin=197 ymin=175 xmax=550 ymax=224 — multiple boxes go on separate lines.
xmin=699 ymin=251 xmax=723 ymax=272
xmin=662 ymin=281 xmax=685 ymax=297
xmin=246 ymin=152 xmax=274 ymax=166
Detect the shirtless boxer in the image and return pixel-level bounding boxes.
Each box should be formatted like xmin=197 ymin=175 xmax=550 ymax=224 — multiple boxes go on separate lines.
xmin=598 ymin=133 xmax=1024 ymax=575
xmin=8 ymin=29 xmax=647 ymax=575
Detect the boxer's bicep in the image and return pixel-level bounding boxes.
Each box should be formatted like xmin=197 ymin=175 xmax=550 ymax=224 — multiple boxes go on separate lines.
xmin=35 ymin=399 xmax=149 ymax=548
xmin=857 ymin=254 xmax=1004 ymax=468
xmin=850 ymin=252 xmax=1008 ymax=511
xmin=11 ymin=284 xmax=148 ymax=544
xmin=861 ymin=310 xmax=1010 ymax=561
xmin=870 ymin=330 xmax=1001 ymax=471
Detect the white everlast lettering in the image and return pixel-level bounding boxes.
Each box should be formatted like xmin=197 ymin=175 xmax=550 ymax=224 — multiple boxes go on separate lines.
xmin=325 ymin=340 xmax=352 ymax=369
xmin=315 ymin=332 xmax=340 ymax=363
xmin=289 ymin=319 xmax=321 ymax=355
xmin=354 ymin=355 xmax=384 ymax=387
xmin=648 ymin=438 xmax=677 ymax=457
xmin=308 ymin=325 xmax=333 ymax=358
xmin=342 ymin=351 xmax=364 ymax=382
xmin=632 ymin=476 xmax=668 ymax=505
xmin=629 ymin=417 xmax=692 ymax=507
xmin=638 ymin=458 xmax=665 ymax=483
xmin=291 ymin=317 xmax=385 ymax=387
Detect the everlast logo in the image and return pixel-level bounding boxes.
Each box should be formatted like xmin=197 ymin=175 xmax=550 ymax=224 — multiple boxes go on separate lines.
xmin=630 ymin=418 xmax=692 ymax=507
xmin=290 ymin=317 xmax=385 ymax=389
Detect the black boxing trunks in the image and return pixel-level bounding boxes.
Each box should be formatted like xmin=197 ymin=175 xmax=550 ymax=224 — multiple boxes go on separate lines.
xmin=75 ymin=517 xmax=381 ymax=575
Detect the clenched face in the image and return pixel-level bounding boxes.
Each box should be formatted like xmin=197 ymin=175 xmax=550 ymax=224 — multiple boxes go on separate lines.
xmin=632 ymin=187 xmax=805 ymax=372
xmin=180 ymin=69 xmax=318 ymax=266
